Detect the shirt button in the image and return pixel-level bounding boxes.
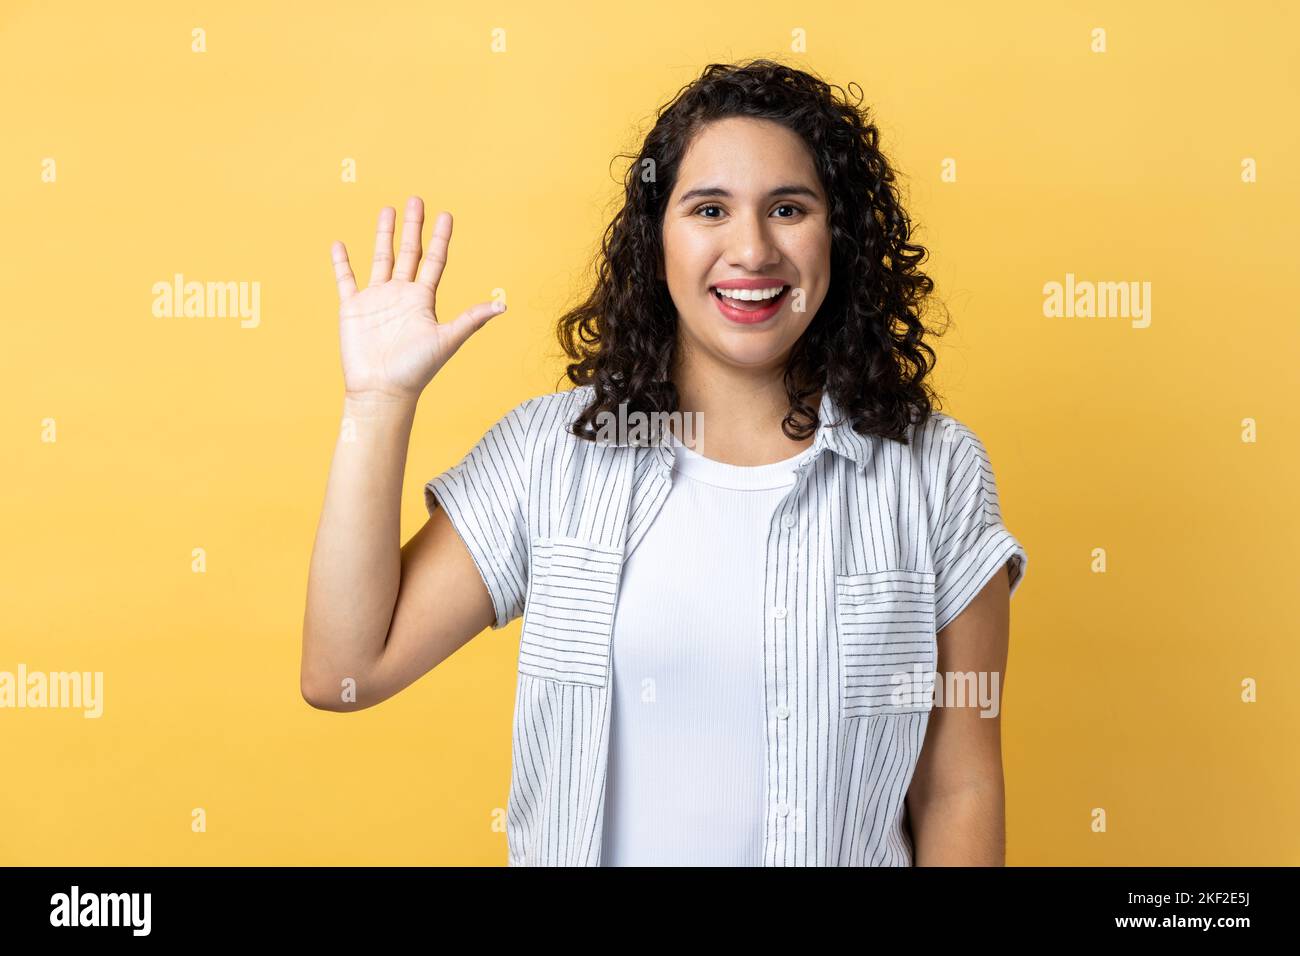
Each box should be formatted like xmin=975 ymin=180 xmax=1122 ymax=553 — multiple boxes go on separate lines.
xmin=775 ymin=802 xmax=790 ymax=817
xmin=776 ymin=704 xmax=790 ymax=719
xmin=781 ymin=514 xmax=796 ymax=529
xmin=772 ymin=606 xmax=787 ymax=620
xmin=660 ymin=466 xmax=671 ymax=478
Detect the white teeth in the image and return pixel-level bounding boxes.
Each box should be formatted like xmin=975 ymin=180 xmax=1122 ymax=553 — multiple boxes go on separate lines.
xmin=714 ymin=285 xmax=786 ymax=301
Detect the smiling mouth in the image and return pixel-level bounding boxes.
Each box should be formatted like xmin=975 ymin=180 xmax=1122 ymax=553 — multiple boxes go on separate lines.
xmin=709 ymin=284 xmax=793 ymax=324
xmin=710 ymin=285 xmax=791 ymax=309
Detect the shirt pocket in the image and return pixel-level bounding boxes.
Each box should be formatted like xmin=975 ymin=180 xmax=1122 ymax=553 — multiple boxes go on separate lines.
xmin=834 ymin=568 xmax=937 ymax=719
xmin=517 ymin=536 xmax=623 ymax=688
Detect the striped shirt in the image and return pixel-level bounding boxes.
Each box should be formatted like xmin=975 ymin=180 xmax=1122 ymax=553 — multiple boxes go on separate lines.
xmin=424 ymin=385 xmax=1028 ymax=866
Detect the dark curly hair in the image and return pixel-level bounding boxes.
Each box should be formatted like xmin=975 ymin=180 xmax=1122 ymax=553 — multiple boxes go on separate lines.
xmin=556 ymin=57 xmax=949 ymax=445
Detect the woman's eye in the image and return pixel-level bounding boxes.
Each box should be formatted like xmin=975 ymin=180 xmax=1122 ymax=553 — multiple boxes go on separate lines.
xmin=696 ymin=204 xmax=723 ymax=219
xmin=774 ymin=204 xmax=804 ymax=218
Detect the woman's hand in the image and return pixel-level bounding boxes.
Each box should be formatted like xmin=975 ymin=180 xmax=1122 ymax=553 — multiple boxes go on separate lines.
xmin=330 ymin=196 xmax=506 ymax=402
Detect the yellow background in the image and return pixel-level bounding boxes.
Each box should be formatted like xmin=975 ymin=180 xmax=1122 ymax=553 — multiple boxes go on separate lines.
xmin=2 ymin=0 xmax=1296 ymax=865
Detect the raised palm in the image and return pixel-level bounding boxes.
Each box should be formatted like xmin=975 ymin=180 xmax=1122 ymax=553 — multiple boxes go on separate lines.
xmin=331 ymin=197 xmax=505 ymax=401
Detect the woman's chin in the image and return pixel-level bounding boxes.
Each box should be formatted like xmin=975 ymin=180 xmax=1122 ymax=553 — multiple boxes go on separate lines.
xmin=678 ymin=313 xmax=806 ymax=371
xmin=709 ymin=334 xmax=795 ymax=370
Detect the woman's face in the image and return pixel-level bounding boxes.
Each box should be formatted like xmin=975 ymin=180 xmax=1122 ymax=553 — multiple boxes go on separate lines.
xmin=661 ymin=116 xmax=831 ymax=376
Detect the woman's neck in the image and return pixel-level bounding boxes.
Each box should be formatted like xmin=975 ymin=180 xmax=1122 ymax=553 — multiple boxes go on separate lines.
xmin=671 ymin=359 xmax=819 ymax=466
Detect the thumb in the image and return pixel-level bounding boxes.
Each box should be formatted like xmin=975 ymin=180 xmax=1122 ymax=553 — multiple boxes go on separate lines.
xmin=441 ymin=300 xmax=507 ymax=354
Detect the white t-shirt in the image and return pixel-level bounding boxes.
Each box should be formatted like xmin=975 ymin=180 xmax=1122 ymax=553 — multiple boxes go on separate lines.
xmin=599 ymin=433 xmax=817 ymax=866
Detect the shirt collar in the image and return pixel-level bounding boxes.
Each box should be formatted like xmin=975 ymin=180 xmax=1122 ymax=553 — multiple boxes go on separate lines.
xmin=808 ymin=389 xmax=874 ymax=469
xmin=596 ymin=387 xmax=874 ymax=472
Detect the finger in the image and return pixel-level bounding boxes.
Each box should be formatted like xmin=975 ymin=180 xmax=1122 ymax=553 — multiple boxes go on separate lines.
xmin=368 ymin=206 xmax=396 ymax=287
xmin=441 ymin=299 xmax=507 ymax=354
xmin=393 ymin=196 xmax=424 ymax=282
xmin=331 ymin=241 xmax=358 ymax=301
xmin=415 ymin=211 xmax=452 ymax=292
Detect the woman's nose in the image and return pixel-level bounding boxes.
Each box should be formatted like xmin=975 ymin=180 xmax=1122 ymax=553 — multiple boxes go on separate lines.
xmin=725 ymin=214 xmax=781 ymax=270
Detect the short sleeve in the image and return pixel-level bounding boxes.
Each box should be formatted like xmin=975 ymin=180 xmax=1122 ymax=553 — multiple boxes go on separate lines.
xmin=424 ymin=399 xmax=534 ymax=631
xmin=931 ymin=418 xmax=1027 ymax=634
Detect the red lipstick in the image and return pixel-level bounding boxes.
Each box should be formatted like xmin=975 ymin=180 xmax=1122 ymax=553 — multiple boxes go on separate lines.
xmin=709 ymin=278 xmax=791 ymax=325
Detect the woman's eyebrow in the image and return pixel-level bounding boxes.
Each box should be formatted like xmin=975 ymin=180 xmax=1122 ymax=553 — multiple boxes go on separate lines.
xmin=675 ymin=184 xmax=821 ymax=206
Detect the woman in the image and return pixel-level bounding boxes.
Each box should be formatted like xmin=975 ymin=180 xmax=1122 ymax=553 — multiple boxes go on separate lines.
xmin=301 ymin=59 xmax=1028 ymax=867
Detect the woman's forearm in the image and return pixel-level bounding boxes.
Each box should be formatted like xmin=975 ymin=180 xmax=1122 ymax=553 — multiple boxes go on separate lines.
xmin=910 ymin=781 xmax=1007 ymax=866
xmin=300 ymin=392 xmax=419 ymax=702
